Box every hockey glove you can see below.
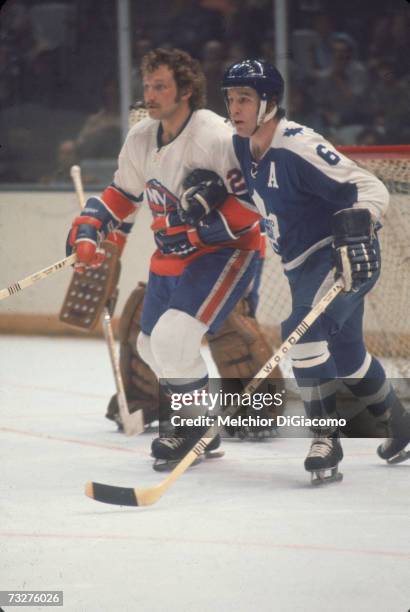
[332,208,380,292]
[153,229,197,256]
[151,212,197,256]
[178,169,228,226]
[66,197,120,272]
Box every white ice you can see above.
[1,336,409,612]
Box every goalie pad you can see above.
[105,282,160,426]
[59,240,121,330]
[207,297,283,382]
[207,298,285,438]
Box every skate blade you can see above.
[387,450,410,465]
[311,468,343,486]
[152,456,202,472]
[152,450,224,472]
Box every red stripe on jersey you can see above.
[149,227,261,276]
[197,250,252,326]
[101,186,137,220]
[218,195,261,232]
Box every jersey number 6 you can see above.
[316,144,341,166]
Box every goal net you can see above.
[256,145,410,384]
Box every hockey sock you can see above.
[343,356,394,419]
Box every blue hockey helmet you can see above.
[222,59,284,125]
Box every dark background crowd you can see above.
[0,0,409,185]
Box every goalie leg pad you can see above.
[207,297,283,383]
[207,298,284,438]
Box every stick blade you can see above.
[85,481,139,506]
[84,481,164,507]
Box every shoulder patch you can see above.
[283,127,303,137]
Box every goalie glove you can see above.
[66,197,121,272]
[178,169,228,226]
[332,208,380,292]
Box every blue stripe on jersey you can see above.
[116,221,134,235]
[111,181,144,203]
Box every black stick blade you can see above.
[85,481,139,506]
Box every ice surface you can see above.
[1,336,409,612]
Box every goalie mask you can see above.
[222,59,284,126]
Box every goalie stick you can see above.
[0,254,77,301]
[85,279,344,506]
[70,165,144,436]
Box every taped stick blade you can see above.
[85,481,164,507]
[85,481,139,506]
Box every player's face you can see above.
[226,87,259,136]
[143,65,186,120]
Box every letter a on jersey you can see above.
[268,161,279,188]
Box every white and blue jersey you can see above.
[234,118,393,422]
[233,118,389,270]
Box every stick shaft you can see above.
[101,309,144,435]
[70,165,86,208]
[69,165,143,435]
[0,254,77,301]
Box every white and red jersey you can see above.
[100,109,261,275]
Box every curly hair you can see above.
[141,48,206,110]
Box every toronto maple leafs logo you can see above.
[284,127,303,137]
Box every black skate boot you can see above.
[377,398,410,464]
[151,429,223,472]
[304,435,344,485]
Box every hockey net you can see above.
[257,145,410,385]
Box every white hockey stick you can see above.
[85,278,344,506]
[70,165,144,436]
[0,254,77,302]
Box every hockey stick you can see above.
[0,254,77,302]
[85,279,344,506]
[70,165,144,436]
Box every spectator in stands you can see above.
[288,85,325,134]
[308,12,336,76]
[312,33,369,134]
[368,11,410,80]
[356,127,384,146]
[201,39,227,115]
[132,37,153,101]
[366,61,410,145]
[52,77,121,182]
[0,1,34,107]
[0,43,18,107]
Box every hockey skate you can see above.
[151,432,223,472]
[377,399,410,464]
[304,436,344,485]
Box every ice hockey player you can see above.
[105,244,284,442]
[66,48,270,471]
[221,58,410,483]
